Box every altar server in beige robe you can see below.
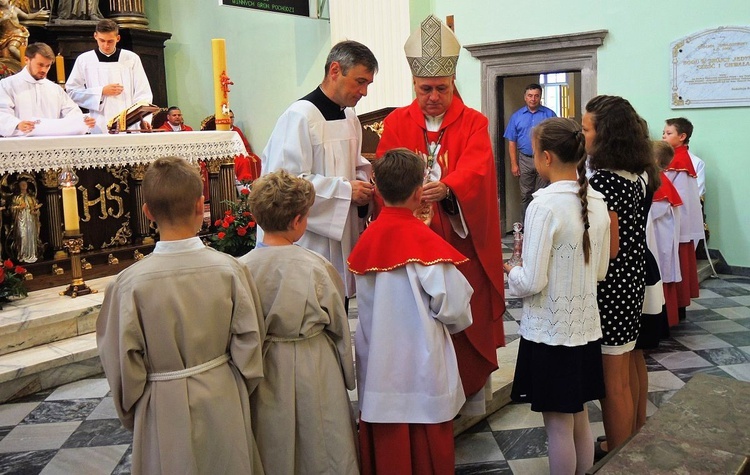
[240,170,359,474]
[97,156,266,475]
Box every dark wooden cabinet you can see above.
[358,107,395,161]
[29,25,172,107]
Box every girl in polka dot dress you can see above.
[583,95,658,457]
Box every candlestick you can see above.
[19,44,26,65]
[56,53,65,84]
[58,168,95,298]
[212,38,231,131]
[507,222,523,267]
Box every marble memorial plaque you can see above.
[671,26,750,109]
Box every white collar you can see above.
[18,67,45,85]
[424,113,445,132]
[153,237,205,254]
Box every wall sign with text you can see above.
[220,0,310,18]
[671,26,750,109]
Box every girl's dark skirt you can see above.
[511,337,605,413]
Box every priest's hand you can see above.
[141,120,152,131]
[351,179,374,206]
[422,181,449,203]
[102,83,124,96]
[83,116,96,129]
[16,121,35,134]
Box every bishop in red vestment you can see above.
[375,15,505,412]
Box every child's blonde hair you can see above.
[248,170,315,232]
[653,140,674,170]
[143,156,202,225]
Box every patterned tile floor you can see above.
[1,249,749,474]
[454,272,750,474]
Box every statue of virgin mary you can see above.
[57,0,102,20]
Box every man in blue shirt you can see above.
[503,83,556,221]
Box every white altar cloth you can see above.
[0,131,245,174]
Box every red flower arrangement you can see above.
[208,185,256,257]
[0,259,30,305]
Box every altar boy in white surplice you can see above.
[348,149,473,474]
[239,170,358,475]
[96,156,266,475]
[66,19,152,132]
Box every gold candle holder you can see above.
[58,168,96,298]
[59,234,96,297]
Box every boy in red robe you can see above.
[349,148,473,475]
[651,141,684,327]
[663,118,703,319]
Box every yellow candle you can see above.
[56,54,65,83]
[212,38,231,131]
[19,43,26,64]
[62,186,80,234]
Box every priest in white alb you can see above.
[259,40,378,302]
[0,42,93,137]
[65,19,152,132]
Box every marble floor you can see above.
[454,273,750,474]
[1,260,749,473]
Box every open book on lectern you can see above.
[107,101,160,132]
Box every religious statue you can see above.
[11,177,42,263]
[0,0,48,62]
[56,0,102,21]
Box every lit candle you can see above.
[62,186,80,234]
[56,54,65,84]
[211,38,231,131]
[19,43,26,65]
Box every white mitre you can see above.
[404,14,461,77]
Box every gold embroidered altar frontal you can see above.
[0,132,244,261]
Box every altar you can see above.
[0,131,246,288]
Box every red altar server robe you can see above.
[664,146,702,307]
[376,96,505,407]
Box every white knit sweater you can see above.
[508,181,611,346]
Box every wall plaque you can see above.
[220,0,310,18]
[671,26,750,109]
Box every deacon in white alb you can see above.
[66,19,152,132]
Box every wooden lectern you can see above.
[108,102,161,133]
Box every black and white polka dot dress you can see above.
[590,170,647,347]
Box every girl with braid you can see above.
[504,117,611,474]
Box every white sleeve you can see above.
[130,54,153,105]
[66,56,104,112]
[261,109,353,241]
[597,210,611,281]
[0,81,20,137]
[507,202,554,297]
[416,262,473,334]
